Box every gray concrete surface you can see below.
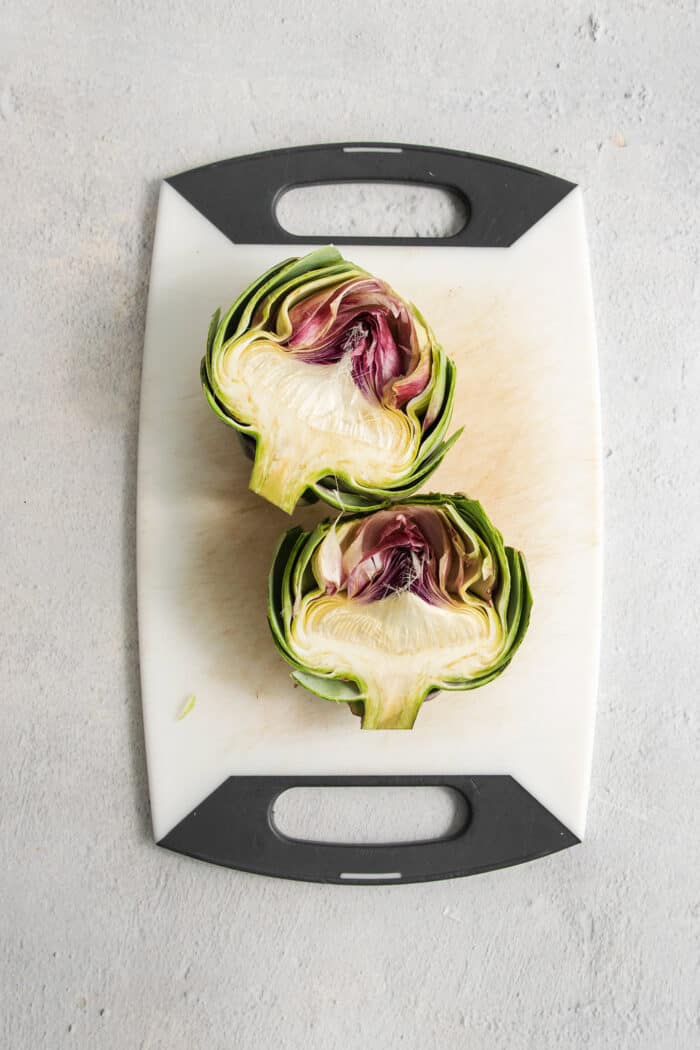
[2,1,699,1047]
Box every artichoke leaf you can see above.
[201,249,459,513]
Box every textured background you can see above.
[2,2,699,1048]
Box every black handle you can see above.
[159,775,578,884]
[167,142,575,248]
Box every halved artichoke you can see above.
[268,495,532,730]
[201,247,459,513]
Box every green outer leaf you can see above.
[213,257,361,375]
[291,670,363,703]
[219,248,345,348]
[267,493,533,729]
[267,526,306,666]
[208,260,289,374]
[206,308,220,359]
[201,248,461,513]
[200,359,254,433]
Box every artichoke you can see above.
[268,495,532,729]
[201,247,459,513]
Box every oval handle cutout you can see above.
[271,786,468,845]
[275,182,468,240]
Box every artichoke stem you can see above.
[249,441,308,514]
[360,681,423,730]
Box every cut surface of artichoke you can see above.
[215,334,421,513]
[291,590,504,730]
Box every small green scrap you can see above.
[177,695,197,721]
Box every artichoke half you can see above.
[201,247,459,513]
[268,495,532,730]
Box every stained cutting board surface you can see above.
[138,181,601,843]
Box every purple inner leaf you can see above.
[346,514,434,603]
[323,508,492,609]
[284,278,428,405]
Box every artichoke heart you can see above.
[268,495,532,730]
[201,247,460,513]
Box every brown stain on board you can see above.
[433,297,550,520]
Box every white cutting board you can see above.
[138,178,601,845]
